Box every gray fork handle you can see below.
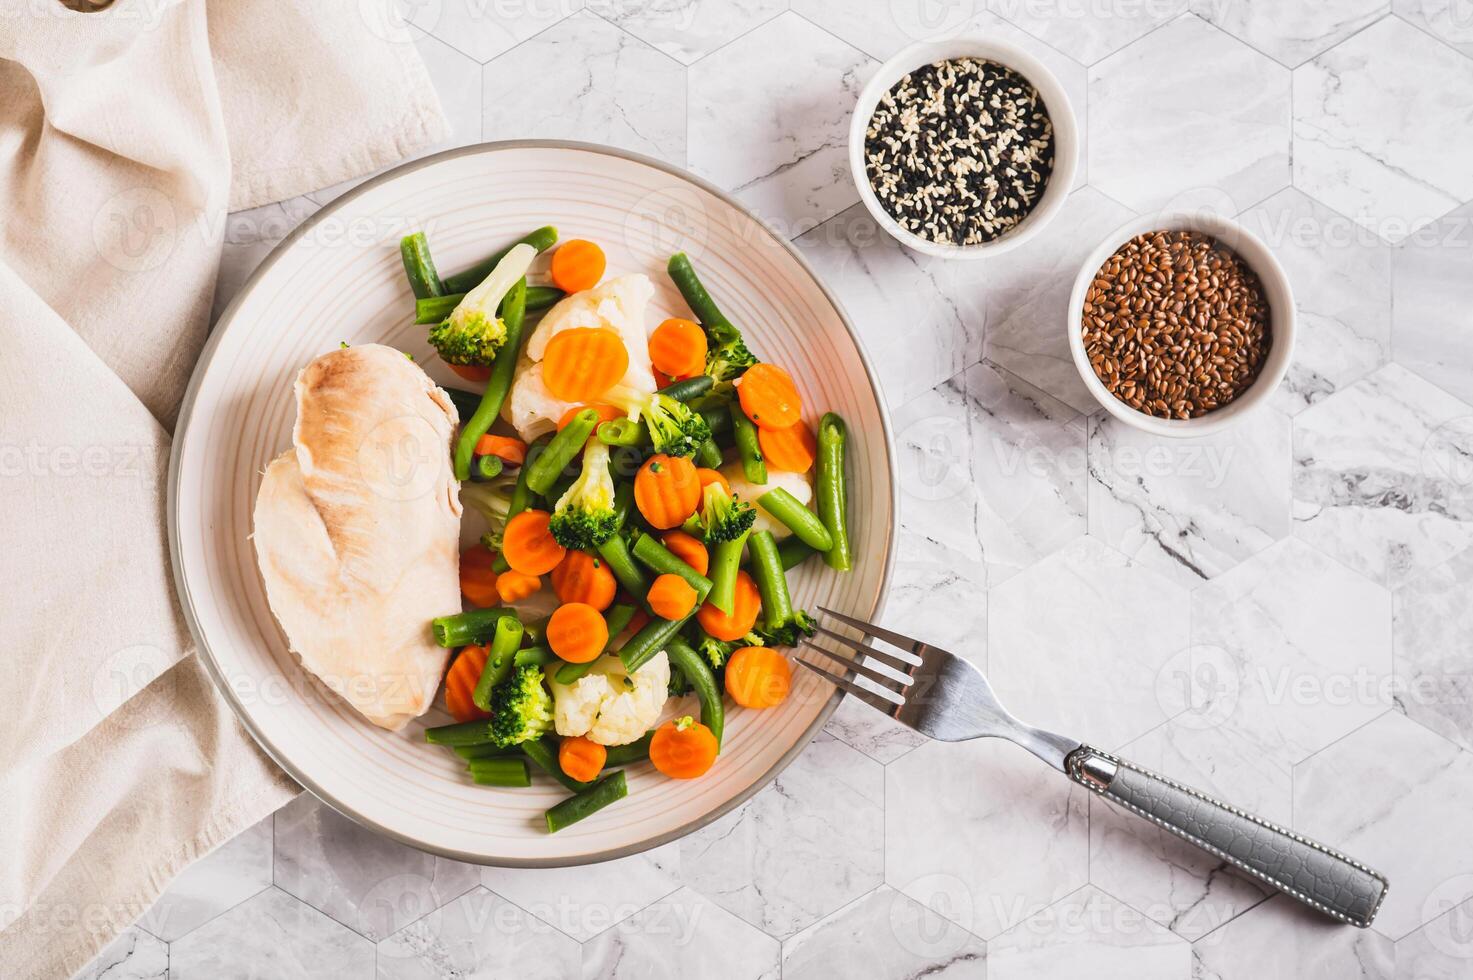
[1066,745,1388,928]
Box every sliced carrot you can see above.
[724,646,792,709]
[650,716,718,779]
[444,645,491,722]
[559,735,607,783]
[547,602,609,664]
[460,545,500,608]
[447,363,492,383]
[647,573,698,620]
[496,569,542,604]
[649,317,708,378]
[551,550,617,611]
[737,363,802,429]
[695,468,729,494]
[474,434,527,466]
[550,239,606,294]
[501,509,565,576]
[757,421,816,473]
[542,327,629,402]
[660,530,709,577]
[696,570,761,641]
[634,454,701,529]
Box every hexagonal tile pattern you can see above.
[989,0,1187,64]
[1393,200,1473,404]
[1239,188,1391,414]
[273,792,479,941]
[981,186,1136,414]
[421,0,582,63]
[689,13,874,231]
[481,11,686,164]
[1393,894,1473,978]
[139,812,273,941]
[886,737,1090,939]
[1395,548,1473,752]
[1190,895,1395,979]
[1088,723,1283,941]
[987,884,1192,980]
[1191,0,1387,67]
[1395,0,1473,56]
[168,886,374,978]
[988,536,1191,749]
[480,843,680,940]
[1190,538,1394,765]
[782,886,988,979]
[794,205,985,408]
[1088,406,1292,588]
[1294,711,1473,939]
[72,925,167,980]
[1293,17,1473,243]
[678,734,884,938]
[1292,364,1473,589]
[377,886,581,979]
[581,886,781,978]
[588,0,785,64]
[1090,15,1290,213]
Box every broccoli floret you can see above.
[488,665,554,747]
[428,243,535,366]
[753,609,817,648]
[605,384,712,459]
[697,481,755,545]
[704,320,757,383]
[461,473,517,551]
[549,442,620,549]
[695,630,763,670]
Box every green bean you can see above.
[526,409,597,494]
[602,732,652,768]
[667,252,730,330]
[695,437,723,469]
[612,481,635,528]
[492,441,547,574]
[415,286,563,324]
[472,453,504,481]
[700,406,732,440]
[399,232,444,299]
[471,616,525,712]
[522,737,591,793]
[596,417,645,447]
[619,613,692,673]
[631,533,712,601]
[441,226,558,294]
[554,603,637,684]
[425,718,494,747]
[666,638,724,748]
[446,386,481,421]
[468,757,531,787]
[514,645,555,668]
[757,487,833,551]
[432,608,519,648]
[746,531,794,635]
[707,531,749,615]
[454,743,518,761]
[545,771,628,833]
[453,278,527,481]
[598,534,649,598]
[730,408,767,484]
[521,616,549,647]
[817,413,852,571]
[661,375,714,403]
[778,537,817,571]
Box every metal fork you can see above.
[799,607,1390,929]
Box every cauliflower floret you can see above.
[719,462,814,541]
[548,651,670,746]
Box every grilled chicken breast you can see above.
[252,344,460,731]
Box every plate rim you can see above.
[167,139,899,867]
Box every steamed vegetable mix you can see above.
[695,482,755,615]
[666,638,724,747]
[453,277,527,481]
[667,253,756,381]
[429,244,536,367]
[441,226,559,294]
[471,616,524,712]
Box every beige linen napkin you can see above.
[0,1,447,975]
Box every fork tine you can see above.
[800,640,911,691]
[795,658,904,714]
[818,606,925,657]
[812,625,922,671]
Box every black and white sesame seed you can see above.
[864,58,1055,247]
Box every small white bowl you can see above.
[1066,211,1296,437]
[848,37,1079,260]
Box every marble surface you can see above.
[77,3,1473,978]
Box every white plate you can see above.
[168,142,897,866]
